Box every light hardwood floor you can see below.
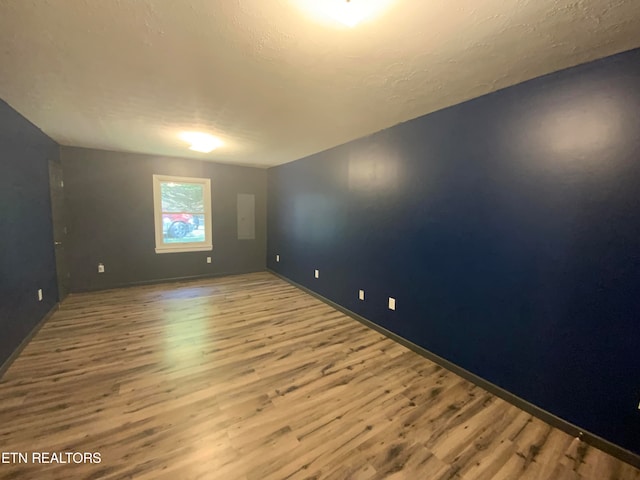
[0,272,638,480]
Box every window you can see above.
[153,175,212,254]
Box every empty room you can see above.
[1,0,640,479]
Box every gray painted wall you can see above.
[61,147,266,291]
[0,99,59,368]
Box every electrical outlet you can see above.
[276,254,280,262]
[388,297,396,311]
[314,269,319,279]
[359,290,365,301]
[206,256,212,264]
[37,289,43,301]
[98,263,105,273]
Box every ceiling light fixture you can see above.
[295,0,394,29]
[335,0,367,27]
[179,132,223,153]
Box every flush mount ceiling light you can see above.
[296,0,394,28]
[333,0,364,28]
[179,132,223,153]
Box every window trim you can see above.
[153,174,213,254]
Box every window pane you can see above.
[162,213,206,244]
[161,182,204,213]
[154,175,212,253]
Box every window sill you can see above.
[155,244,213,254]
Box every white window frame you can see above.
[153,174,213,254]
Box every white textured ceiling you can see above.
[1,0,639,167]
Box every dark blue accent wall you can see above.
[0,100,59,367]
[267,48,640,454]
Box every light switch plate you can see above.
[359,290,365,301]
[314,269,319,279]
[276,254,280,262]
[388,297,396,310]
[206,257,212,264]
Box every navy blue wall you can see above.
[267,48,640,454]
[0,99,59,367]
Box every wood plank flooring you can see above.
[0,272,638,479]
